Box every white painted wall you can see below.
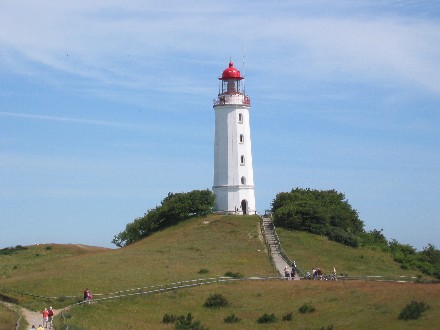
[213,93,256,214]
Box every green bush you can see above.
[203,293,229,308]
[282,312,293,321]
[257,313,277,324]
[326,227,359,247]
[224,271,243,278]
[162,313,178,323]
[175,313,207,330]
[224,313,240,323]
[197,268,209,274]
[398,301,429,320]
[298,303,316,314]
[0,245,28,255]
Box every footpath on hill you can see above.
[1,301,62,329]
[261,215,299,279]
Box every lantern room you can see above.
[219,61,244,94]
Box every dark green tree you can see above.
[271,188,364,247]
[420,244,440,278]
[112,189,215,247]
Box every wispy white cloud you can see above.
[1,1,439,97]
[0,111,148,129]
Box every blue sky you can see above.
[1,0,439,250]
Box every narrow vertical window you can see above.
[240,155,245,165]
[239,134,244,143]
[241,176,246,184]
[238,113,243,123]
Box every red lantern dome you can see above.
[221,61,243,80]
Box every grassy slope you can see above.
[1,214,438,329]
[1,215,274,309]
[277,227,421,278]
[59,281,440,330]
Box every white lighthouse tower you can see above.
[213,60,256,215]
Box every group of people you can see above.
[30,306,54,330]
[284,261,338,281]
[305,267,337,280]
[284,260,298,280]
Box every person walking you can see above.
[48,306,54,329]
[42,308,49,328]
[284,265,290,279]
[332,267,337,281]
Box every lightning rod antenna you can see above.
[242,44,246,93]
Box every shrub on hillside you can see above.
[203,293,229,308]
[388,240,440,279]
[174,313,207,330]
[112,189,215,247]
[224,271,243,278]
[257,313,277,323]
[162,313,178,323]
[0,245,28,255]
[163,313,206,330]
[326,227,359,247]
[224,313,240,323]
[358,229,389,251]
[298,303,316,314]
[420,244,440,279]
[282,312,293,321]
[398,301,429,321]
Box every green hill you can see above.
[276,227,422,277]
[1,215,439,329]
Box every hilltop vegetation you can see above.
[272,188,363,247]
[272,188,440,279]
[112,187,439,278]
[112,189,215,247]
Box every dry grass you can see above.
[0,304,18,330]
[2,214,438,329]
[1,215,274,310]
[58,280,440,329]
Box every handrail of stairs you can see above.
[262,214,306,278]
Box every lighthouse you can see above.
[212,60,256,215]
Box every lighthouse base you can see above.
[212,185,256,215]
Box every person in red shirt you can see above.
[42,308,49,328]
[83,288,89,301]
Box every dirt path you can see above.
[1,301,62,329]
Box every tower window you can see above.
[240,155,245,165]
[241,176,246,184]
[239,134,244,143]
[238,113,243,123]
